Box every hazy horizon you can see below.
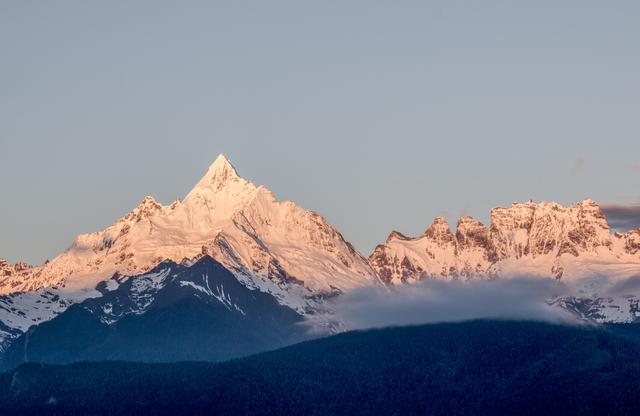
[2,1,639,264]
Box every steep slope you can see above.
[2,321,640,415]
[0,154,379,343]
[0,289,95,353]
[0,256,309,370]
[0,155,377,297]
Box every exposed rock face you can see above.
[370,199,640,284]
[369,215,494,283]
[0,259,33,282]
[424,217,455,245]
[621,230,640,255]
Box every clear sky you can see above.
[1,1,639,264]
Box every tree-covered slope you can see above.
[1,320,640,415]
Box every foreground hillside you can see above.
[2,320,640,415]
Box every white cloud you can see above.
[326,277,579,331]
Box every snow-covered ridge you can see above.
[0,154,379,301]
[370,199,640,285]
[0,286,101,351]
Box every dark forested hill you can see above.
[2,320,640,415]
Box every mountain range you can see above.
[370,199,640,283]
[1,154,640,363]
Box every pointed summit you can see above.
[186,153,245,196]
[209,153,236,172]
[203,153,240,186]
[183,153,258,218]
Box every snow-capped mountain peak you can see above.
[0,154,378,317]
[187,154,246,196]
[183,154,259,219]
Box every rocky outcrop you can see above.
[424,217,455,245]
[0,259,33,286]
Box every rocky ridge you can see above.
[369,199,640,285]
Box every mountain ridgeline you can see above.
[370,199,640,283]
[1,321,640,415]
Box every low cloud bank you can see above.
[330,277,579,331]
[603,275,640,296]
[601,203,640,231]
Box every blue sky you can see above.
[1,1,639,264]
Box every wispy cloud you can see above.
[631,164,640,172]
[327,278,578,331]
[601,203,640,231]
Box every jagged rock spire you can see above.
[424,217,455,245]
